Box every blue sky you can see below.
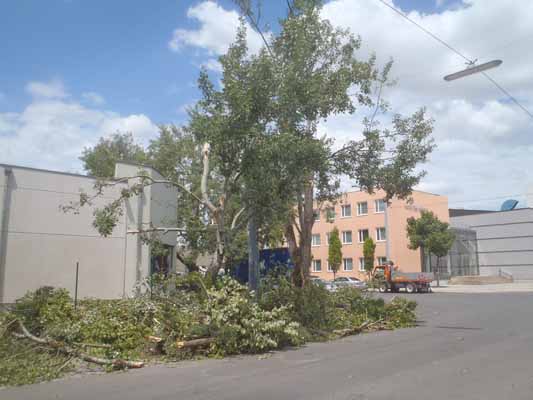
[1,0,532,209]
[0,0,446,124]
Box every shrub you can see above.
[259,274,333,334]
[206,277,302,355]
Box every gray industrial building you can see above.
[0,162,181,303]
[450,208,533,279]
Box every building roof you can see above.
[0,162,95,180]
[449,208,494,217]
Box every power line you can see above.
[375,0,533,121]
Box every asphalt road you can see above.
[4,292,533,400]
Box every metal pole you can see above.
[248,215,259,297]
[74,262,79,310]
[384,201,390,261]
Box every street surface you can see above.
[4,292,533,400]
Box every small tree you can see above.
[363,237,376,280]
[406,211,455,287]
[427,230,455,287]
[328,228,342,280]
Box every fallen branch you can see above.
[176,337,215,350]
[333,319,384,338]
[14,320,144,369]
[74,342,112,349]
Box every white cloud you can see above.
[319,0,533,209]
[26,79,68,99]
[202,58,223,73]
[0,81,158,173]
[81,91,105,106]
[169,0,533,209]
[168,1,266,55]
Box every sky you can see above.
[1,0,533,210]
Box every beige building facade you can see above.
[310,190,449,280]
[0,162,181,303]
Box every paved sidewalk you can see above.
[432,280,533,293]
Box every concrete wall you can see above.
[310,190,449,280]
[451,208,533,279]
[0,162,179,303]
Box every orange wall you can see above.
[310,190,449,280]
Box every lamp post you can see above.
[444,60,502,81]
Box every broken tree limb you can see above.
[176,337,215,350]
[333,319,384,338]
[15,320,144,369]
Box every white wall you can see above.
[0,165,129,302]
[451,208,533,279]
[0,162,180,303]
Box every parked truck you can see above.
[373,264,433,293]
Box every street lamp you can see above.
[444,59,503,81]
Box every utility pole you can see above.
[384,201,391,261]
[248,215,259,297]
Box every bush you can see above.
[2,275,417,387]
[207,277,302,355]
[259,274,333,334]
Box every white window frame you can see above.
[359,257,366,272]
[326,208,336,222]
[311,234,321,247]
[326,232,331,245]
[377,256,388,266]
[343,258,353,271]
[341,204,352,218]
[376,227,386,242]
[358,229,369,243]
[327,261,332,272]
[312,259,322,272]
[357,201,368,216]
[375,199,386,213]
[342,230,352,244]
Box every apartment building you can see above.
[310,190,449,280]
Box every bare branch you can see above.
[231,207,247,230]
[201,143,218,213]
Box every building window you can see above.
[376,227,387,241]
[342,230,352,244]
[357,201,368,216]
[326,232,331,245]
[327,261,332,272]
[358,229,369,243]
[341,204,352,218]
[312,234,321,247]
[326,207,335,222]
[377,256,388,266]
[359,257,366,272]
[313,209,320,222]
[312,259,322,272]
[375,199,386,213]
[343,258,353,271]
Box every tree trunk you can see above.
[299,181,315,286]
[285,222,302,286]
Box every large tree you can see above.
[80,132,147,178]
[237,0,435,286]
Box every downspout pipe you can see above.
[0,168,13,303]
